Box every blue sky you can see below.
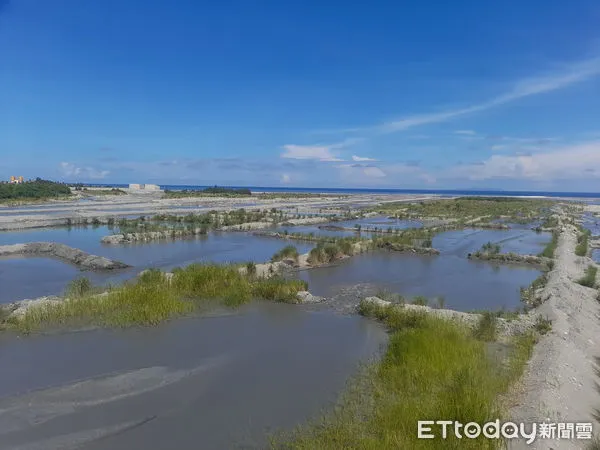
[2,0,600,190]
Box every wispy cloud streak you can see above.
[380,57,600,132]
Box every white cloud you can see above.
[281,144,344,161]
[454,130,476,135]
[449,141,600,181]
[59,162,109,179]
[280,139,362,161]
[375,56,600,132]
[280,173,291,183]
[352,155,377,162]
[490,145,507,151]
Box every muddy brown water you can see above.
[0,302,387,450]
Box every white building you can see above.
[129,183,160,192]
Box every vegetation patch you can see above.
[539,231,559,258]
[75,187,126,195]
[277,303,537,449]
[375,197,555,224]
[64,277,96,298]
[520,273,548,307]
[472,311,498,342]
[111,208,283,235]
[0,178,71,201]
[11,264,308,333]
[575,230,591,257]
[271,245,300,262]
[576,265,598,288]
[533,315,552,335]
[411,295,429,306]
[164,186,252,197]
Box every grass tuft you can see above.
[472,312,498,342]
[411,295,429,306]
[575,230,591,257]
[277,304,537,449]
[577,265,598,288]
[271,245,299,262]
[64,277,94,299]
[539,231,559,258]
[14,263,308,332]
[534,315,552,335]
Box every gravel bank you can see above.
[0,242,130,270]
[0,193,438,231]
[509,221,600,449]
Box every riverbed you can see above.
[0,228,314,303]
[0,302,387,450]
[0,221,549,308]
[295,227,549,312]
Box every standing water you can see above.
[0,303,387,450]
[0,227,313,303]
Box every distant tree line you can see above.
[164,186,252,198]
[0,178,72,199]
[202,186,252,195]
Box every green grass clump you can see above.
[575,230,591,256]
[411,295,429,306]
[252,278,308,303]
[245,261,257,276]
[65,277,94,298]
[576,265,598,288]
[279,303,536,449]
[534,315,552,335]
[539,231,559,258]
[307,242,345,264]
[520,273,548,307]
[481,241,501,255]
[472,312,498,342]
[14,263,308,332]
[16,276,192,332]
[271,245,299,262]
[171,264,254,307]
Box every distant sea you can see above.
[84,184,600,199]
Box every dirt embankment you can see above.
[0,242,130,270]
[508,220,600,449]
[468,252,552,269]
